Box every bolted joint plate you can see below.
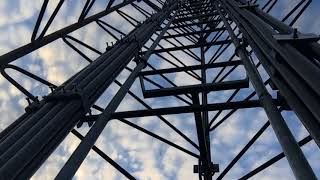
[193,163,219,174]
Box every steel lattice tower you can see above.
[0,0,319,179]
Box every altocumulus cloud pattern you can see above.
[0,0,319,180]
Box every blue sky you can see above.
[0,0,319,179]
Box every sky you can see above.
[0,0,319,179]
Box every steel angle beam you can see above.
[143,79,249,98]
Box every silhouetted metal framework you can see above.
[0,0,319,179]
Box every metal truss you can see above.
[0,0,319,179]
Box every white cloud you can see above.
[0,0,320,179]
[0,0,42,27]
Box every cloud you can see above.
[0,0,42,27]
[0,0,320,179]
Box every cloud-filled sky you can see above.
[0,0,319,179]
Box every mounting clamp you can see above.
[235,39,248,56]
[25,97,42,113]
[76,113,99,128]
[44,86,90,112]
[134,54,148,68]
[277,91,291,111]
[239,3,259,9]
[273,29,320,42]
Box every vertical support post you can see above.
[215,1,317,179]
[55,4,179,179]
[192,92,216,180]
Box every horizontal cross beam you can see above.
[111,99,284,119]
[143,79,249,98]
[173,12,220,23]
[163,19,224,30]
[141,39,232,54]
[162,28,226,39]
[140,60,242,75]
